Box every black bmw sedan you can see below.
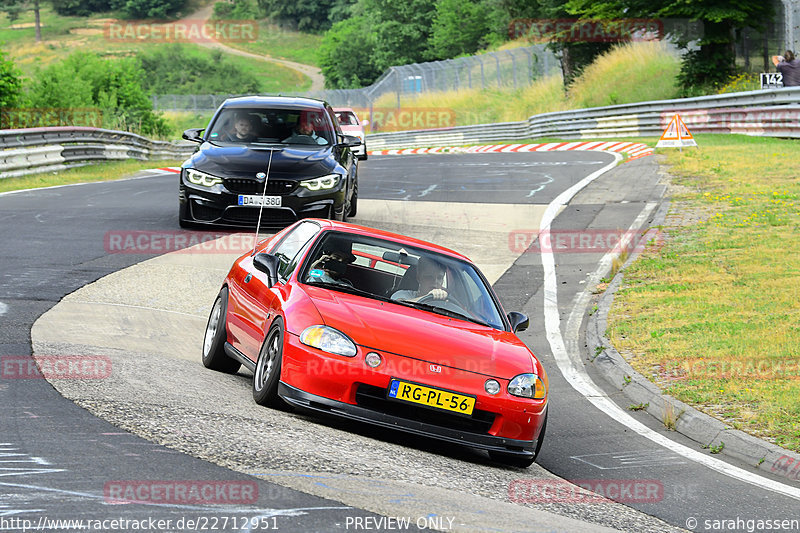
[179,96,361,228]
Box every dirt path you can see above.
[182,4,325,91]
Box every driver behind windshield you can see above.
[306,237,356,286]
[224,112,258,142]
[391,256,448,302]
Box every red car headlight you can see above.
[508,374,547,399]
[299,325,357,357]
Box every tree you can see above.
[318,15,383,88]
[426,0,495,60]
[502,0,614,85]
[565,0,774,92]
[256,0,336,32]
[360,0,437,69]
[318,0,438,89]
[0,0,42,42]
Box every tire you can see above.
[202,288,241,374]
[489,410,547,468]
[347,182,358,217]
[253,318,284,406]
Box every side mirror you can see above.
[341,134,362,147]
[362,119,369,126]
[253,253,280,286]
[508,311,530,333]
[182,128,205,143]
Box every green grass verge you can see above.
[372,41,681,128]
[0,159,183,194]
[1,7,308,92]
[608,134,800,451]
[218,20,323,67]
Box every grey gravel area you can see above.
[34,338,684,533]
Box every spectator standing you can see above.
[772,51,800,87]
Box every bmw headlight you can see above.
[299,325,357,357]
[185,169,223,187]
[508,373,546,399]
[299,174,340,191]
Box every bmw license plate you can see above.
[387,379,475,415]
[238,195,281,207]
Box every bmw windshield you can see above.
[207,107,334,147]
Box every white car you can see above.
[334,108,367,160]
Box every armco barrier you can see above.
[3,88,799,177]
[367,87,800,150]
[0,127,196,179]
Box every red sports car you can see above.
[202,219,548,466]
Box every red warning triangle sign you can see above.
[657,114,697,147]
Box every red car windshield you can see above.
[301,232,506,330]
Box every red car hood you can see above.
[304,287,535,379]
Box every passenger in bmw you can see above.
[283,112,328,145]
[391,256,448,302]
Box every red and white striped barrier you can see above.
[367,140,653,162]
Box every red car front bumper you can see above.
[279,331,547,456]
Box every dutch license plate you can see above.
[387,379,475,415]
[238,195,281,207]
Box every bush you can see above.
[212,0,260,20]
[0,49,23,110]
[26,52,169,137]
[716,73,759,94]
[116,0,187,19]
[137,44,261,94]
[51,0,113,17]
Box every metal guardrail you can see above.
[366,88,800,150]
[2,88,799,178]
[0,127,196,179]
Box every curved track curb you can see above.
[583,191,800,485]
[367,141,654,161]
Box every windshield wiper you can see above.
[394,300,494,328]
